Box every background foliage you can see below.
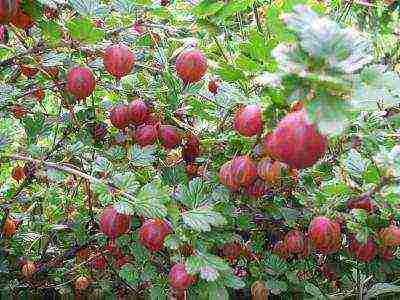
[1,0,400,299]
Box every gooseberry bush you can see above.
[1,0,400,299]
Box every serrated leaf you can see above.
[200,266,219,281]
[207,282,229,300]
[112,172,140,193]
[367,283,400,297]
[130,145,156,167]
[94,156,113,173]
[193,0,224,17]
[68,0,109,16]
[128,181,169,218]
[221,273,245,289]
[186,256,205,274]
[178,178,208,208]
[182,207,227,232]
[305,282,325,299]
[306,93,350,136]
[114,201,136,215]
[41,52,67,67]
[119,264,140,284]
[39,22,62,46]
[265,279,288,295]
[66,18,105,44]
[342,149,368,179]
[282,5,373,73]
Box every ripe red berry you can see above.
[378,246,395,261]
[299,236,312,259]
[22,261,36,278]
[273,241,290,260]
[34,88,45,102]
[90,122,108,140]
[244,178,268,198]
[284,230,305,254]
[104,241,123,258]
[308,216,341,254]
[11,166,25,182]
[290,101,304,112]
[234,104,263,137]
[185,163,198,177]
[221,243,241,261]
[208,79,219,95]
[99,206,131,240]
[0,0,19,24]
[10,105,26,119]
[114,255,131,269]
[90,254,107,270]
[175,50,207,84]
[66,66,96,99]
[133,124,158,146]
[219,160,240,191]
[264,110,327,169]
[110,104,130,130]
[20,65,38,78]
[10,8,33,29]
[182,133,200,163]
[158,125,182,149]
[0,25,9,43]
[103,44,135,80]
[43,6,58,20]
[75,276,90,291]
[348,236,377,262]
[380,225,400,247]
[2,217,16,238]
[169,263,196,290]
[138,219,171,252]
[347,195,374,213]
[257,158,285,184]
[230,156,257,187]
[127,99,149,125]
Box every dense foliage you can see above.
[1,0,400,299]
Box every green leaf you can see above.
[178,178,208,208]
[39,22,62,46]
[164,235,183,250]
[305,282,325,299]
[114,201,136,215]
[41,52,67,67]
[220,273,245,289]
[182,207,227,232]
[216,65,245,82]
[282,5,373,73]
[207,282,229,300]
[119,264,140,284]
[351,66,400,111]
[235,55,260,73]
[265,279,288,295]
[367,283,400,298]
[112,172,140,193]
[193,0,224,17]
[202,253,231,272]
[68,0,109,16]
[342,149,369,180]
[186,256,205,274]
[306,93,350,136]
[94,156,113,173]
[216,0,254,21]
[130,145,156,167]
[130,180,169,218]
[66,18,105,44]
